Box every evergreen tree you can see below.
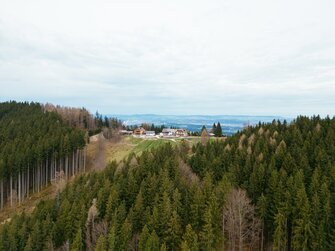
[132,190,145,232]
[108,225,117,251]
[166,210,182,250]
[71,229,84,251]
[95,235,106,251]
[182,224,199,251]
[292,187,313,251]
[119,218,132,250]
[200,206,215,250]
[146,230,159,251]
[215,122,223,137]
[212,123,217,134]
[257,194,267,251]
[139,225,150,251]
[273,211,287,251]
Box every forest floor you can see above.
[0,180,63,224]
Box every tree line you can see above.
[43,103,123,137]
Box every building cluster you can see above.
[120,127,188,138]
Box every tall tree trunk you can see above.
[76,149,79,174]
[32,166,35,193]
[66,156,68,179]
[22,170,25,200]
[239,212,242,251]
[222,212,225,250]
[24,170,27,198]
[27,164,29,198]
[261,222,264,251]
[18,171,21,205]
[84,146,86,172]
[72,151,75,176]
[10,175,12,207]
[46,157,48,186]
[38,163,40,193]
[0,180,3,209]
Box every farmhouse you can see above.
[133,127,146,136]
[175,129,188,137]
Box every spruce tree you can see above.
[200,206,214,250]
[119,218,132,250]
[95,235,106,251]
[146,230,159,251]
[166,210,182,250]
[273,211,287,251]
[212,123,217,134]
[139,225,150,251]
[108,225,116,251]
[182,224,199,251]
[71,229,83,251]
[216,122,223,137]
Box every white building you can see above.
[162,128,177,137]
[146,131,156,137]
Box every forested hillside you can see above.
[1,115,335,250]
[0,101,87,209]
[190,116,335,250]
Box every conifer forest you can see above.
[1,102,335,250]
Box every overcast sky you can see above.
[0,0,335,116]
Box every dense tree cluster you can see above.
[190,115,335,250]
[0,101,86,208]
[1,115,335,250]
[0,143,232,250]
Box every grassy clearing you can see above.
[106,137,175,163]
[103,136,202,164]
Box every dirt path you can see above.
[93,133,106,170]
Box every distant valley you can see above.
[110,114,290,135]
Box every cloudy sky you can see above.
[0,0,335,116]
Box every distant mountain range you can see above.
[109,114,291,135]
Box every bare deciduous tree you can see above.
[91,221,108,246]
[223,188,261,251]
[248,134,255,146]
[238,134,246,150]
[86,198,100,250]
[43,103,96,129]
[179,159,199,184]
[201,128,209,145]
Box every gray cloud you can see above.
[0,0,335,116]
